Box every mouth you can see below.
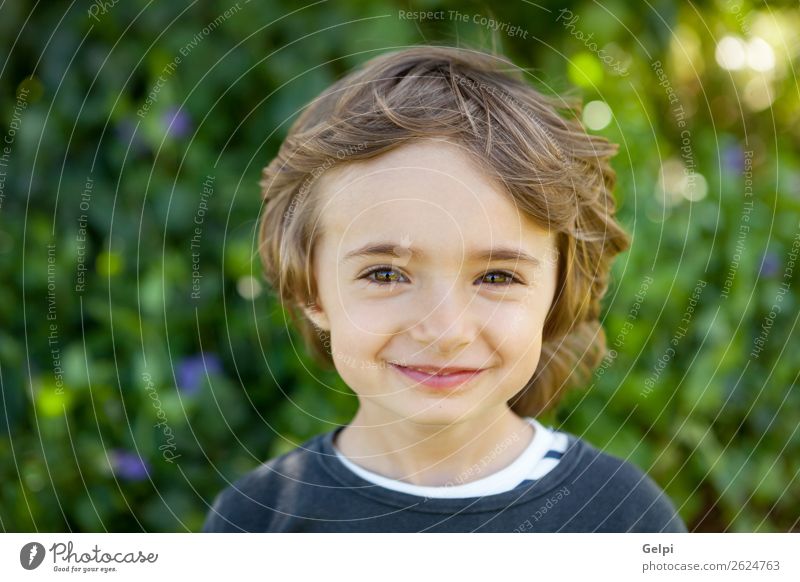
[389,362,484,374]
[388,362,486,389]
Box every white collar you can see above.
[332,417,557,498]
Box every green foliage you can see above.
[1,0,797,532]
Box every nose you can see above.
[407,280,479,354]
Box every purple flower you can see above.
[110,449,150,482]
[177,352,222,394]
[162,106,192,138]
[759,251,780,278]
[723,145,744,173]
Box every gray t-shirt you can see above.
[201,425,688,532]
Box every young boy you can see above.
[202,45,687,532]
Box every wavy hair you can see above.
[257,45,630,417]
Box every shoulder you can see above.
[201,433,328,532]
[562,433,688,533]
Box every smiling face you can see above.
[302,138,560,426]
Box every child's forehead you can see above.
[320,192,553,254]
[322,191,520,229]
[311,146,554,252]
[318,138,476,186]
[314,139,506,218]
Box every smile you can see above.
[389,363,485,389]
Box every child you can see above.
[202,45,687,532]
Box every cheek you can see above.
[330,345,388,400]
[327,299,391,376]
[490,308,545,392]
[490,302,545,345]
[487,304,546,382]
[336,294,400,337]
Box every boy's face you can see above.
[302,138,559,426]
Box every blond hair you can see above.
[257,45,630,417]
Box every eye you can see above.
[358,267,524,287]
[360,266,408,286]
[479,270,524,286]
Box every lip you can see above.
[389,363,485,389]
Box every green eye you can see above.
[481,271,522,285]
[362,267,406,285]
[359,267,523,287]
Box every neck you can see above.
[333,405,535,486]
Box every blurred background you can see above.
[1,0,798,532]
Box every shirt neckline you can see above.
[331,417,556,498]
[314,421,584,514]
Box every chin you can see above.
[394,402,482,426]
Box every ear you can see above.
[300,300,330,332]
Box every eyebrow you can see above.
[342,241,542,267]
